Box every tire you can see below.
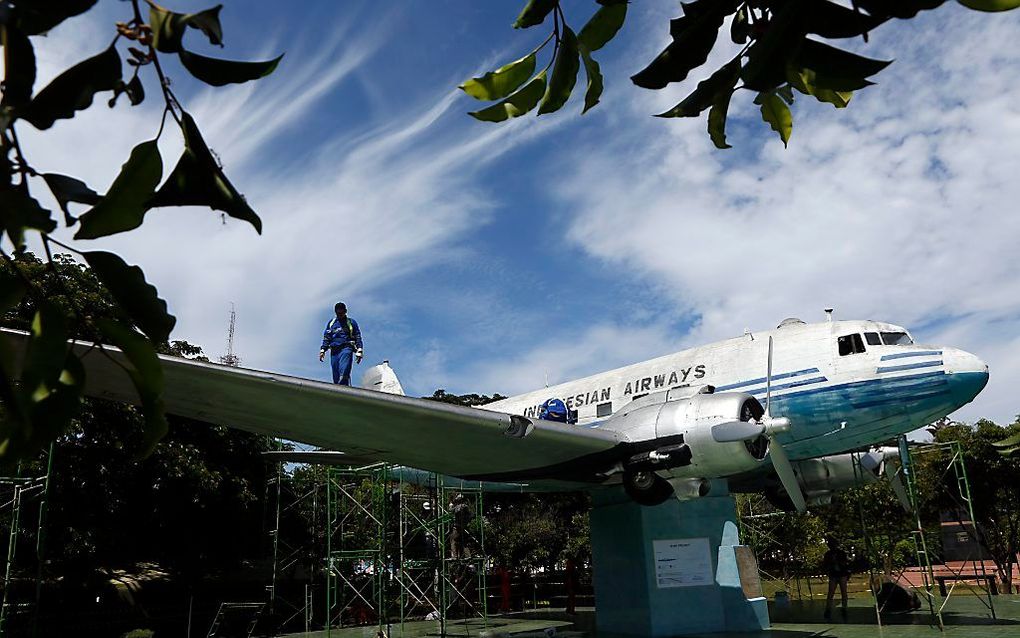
[623,470,674,506]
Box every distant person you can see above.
[822,537,851,620]
[319,302,363,385]
[564,557,579,615]
[449,493,472,559]
[497,565,512,613]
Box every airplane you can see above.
[0,311,988,511]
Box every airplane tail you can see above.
[361,360,405,395]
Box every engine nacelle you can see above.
[609,392,769,482]
[661,393,769,480]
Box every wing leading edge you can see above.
[2,330,621,478]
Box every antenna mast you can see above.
[220,303,241,367]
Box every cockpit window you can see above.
[838,333,866,356]
[881,332,913,346]
[864,332,881,346]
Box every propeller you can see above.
[711,336,807,512]
[858,447,912,512]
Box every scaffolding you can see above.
[325,464,389,634]
[899,436,997,629]
[436,477,488,634]
[265,451,328,633]
[0,445,54,638]
[737,436,999,630]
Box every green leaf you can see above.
[730,5,750,44]
[958,0,1020,10]
[1,24,36,109]
[75,140,163,240]
[631,0,735,90]
[460,52,537,101]
[22,45,122,130]
[0,190,56,251]
[1,301,84,462]
[17,0,97,35]
[707,84,736,149]
[776,84,795,105]
[469,72,547,122]
[578,3,627,52]
[23,350,84,456]
[759,92,793,147]
[21,302,70,409]
[178,49,283,87]
[538,27,580,115]
[787,67,854,108]
[150,112,262,234]
[856,0,945,19]
[182,4,225,45]
[83,251,176,343]
[579,46,603,114]
[655,57,740,118]
[149,3,187,53]
[149,2,225,52]
[97,320,168,457]
[803,0,889,38]
[42,173,101,226]
[513,0,558,29]
[794,40,891,87]
[741,0,808,92]
[125,74,145,106]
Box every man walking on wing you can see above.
[319,302,364,386]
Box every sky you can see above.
[17,0,1020,426]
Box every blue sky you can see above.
[22,1,1020,425]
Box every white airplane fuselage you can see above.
[485,318,988,462]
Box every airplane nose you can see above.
[942,347,989,404]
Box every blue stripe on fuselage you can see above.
[715,367,820,392]
[876,360,943,374]
[880,350,942,361]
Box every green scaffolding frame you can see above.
[0,444,53,638]
[899,436,997,629]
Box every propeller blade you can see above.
[765,336,774,415]
[884,461,913,512]
[711,421,765,443]
[770,441,807,513]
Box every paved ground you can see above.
[281,594,1020,638]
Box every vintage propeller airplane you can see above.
[1,312,988,510]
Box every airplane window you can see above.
[838,334,866,356]
[865,332,881,346]
[596,402,613,417]
[881,332,913,346]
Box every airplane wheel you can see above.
[623,470,674,506]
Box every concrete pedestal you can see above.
[590,482,769,636]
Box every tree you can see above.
[920,418,1020,593]
[461,0,1020,147]
[1,1,280,466]
[2,252,275,578]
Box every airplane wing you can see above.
[2,330,622,479]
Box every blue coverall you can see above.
[321,316,363,385]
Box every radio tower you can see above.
[220,303,241,367]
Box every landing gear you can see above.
[623,469,674,506]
